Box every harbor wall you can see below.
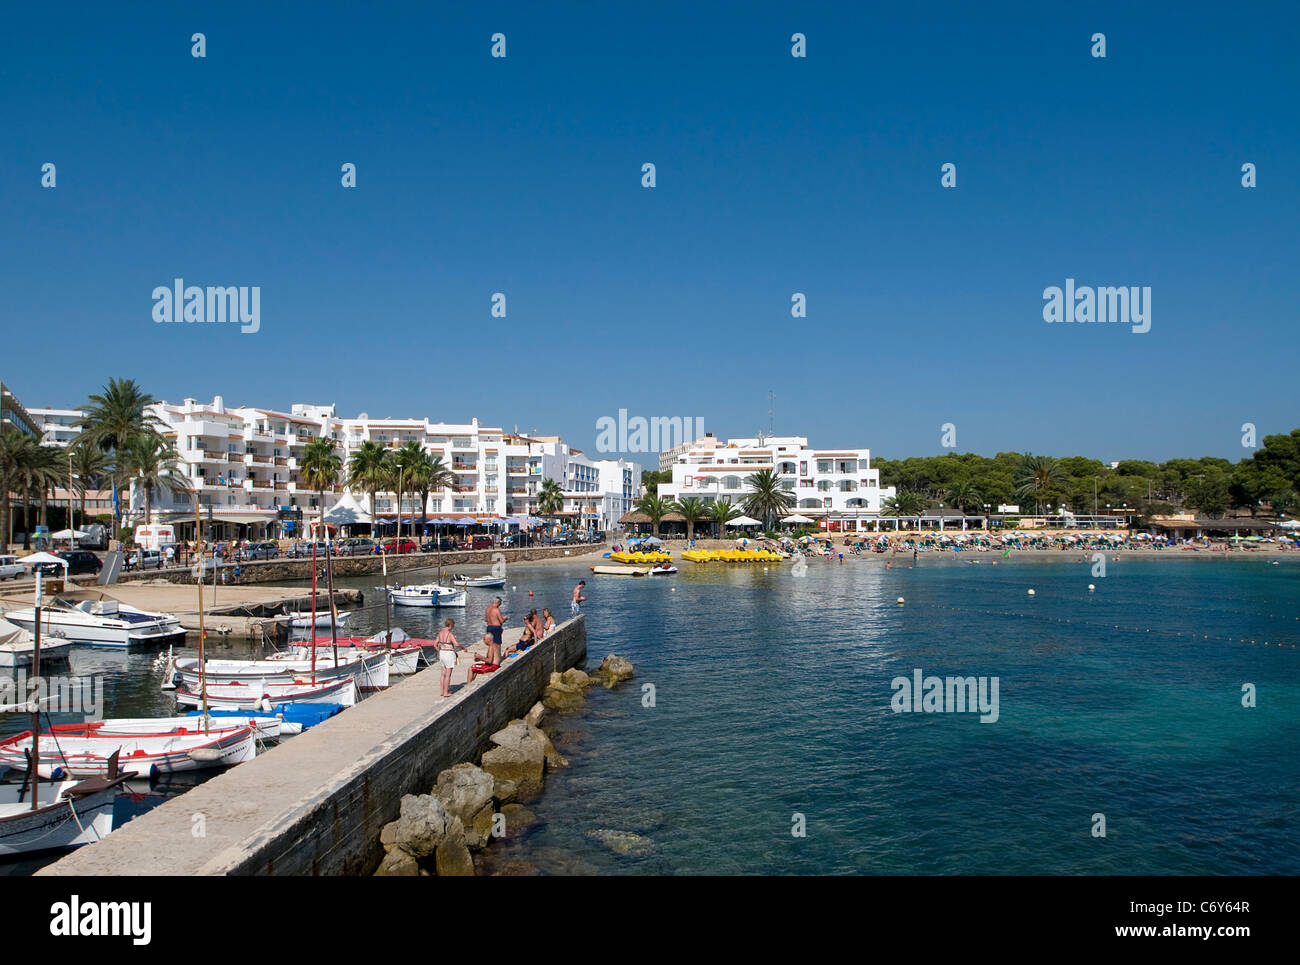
[37,617,587,876]
[115,543,605,586]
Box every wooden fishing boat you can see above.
[0,752,132,858]
[0,723,256,779]
[173,676,358,712]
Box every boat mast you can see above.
[310,534,318,683]
[324,519,338,667]
[29,569,42,811]
[195,501,208,734]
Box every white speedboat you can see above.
[450,574,507,589]
[0,616,73,667]
[390,584,466,608]
[1,597,183,648]
[648,565,678,575]
[0,772,129,858]
[173,676,357,712]
[0,723,256,779]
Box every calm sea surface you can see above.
[4,554,1298,874]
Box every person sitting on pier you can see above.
[511,609,542,653]
[434,618,467,698]
[541,607,556,636]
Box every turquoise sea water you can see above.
[4,554,1297,875]
[478,555,1300,875]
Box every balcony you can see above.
[274,457,289,467]
[454,485,477,493]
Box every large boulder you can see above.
[561,667,592,688]
[499,803,540,839]
[374,849,419,876]
[465,803,498,849]
[481,721,546,795]
[389,793,451,860]
[542,679,585,712]
[524,701,546,726]
[493,776,519,805]
[433,762,495,825]
[592,654,635,688]
[435,816,475,876]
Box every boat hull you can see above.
[174,677,358,712]
[0,780,118,858]
[0,725,256,779]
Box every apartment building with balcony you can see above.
[27,407,86,447]
[658,434,896,531]
[138,396,640,534]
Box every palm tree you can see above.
[69,440,112,529]
[1014,454,1067,514]
[387,442,432,540]
[880,489,928,527]
[742,468,795,530]
[299,437,342,538]
[78,379,162,454]
[674,496,706,542]
[0,432,40,547]
[347,440,389,533]
[946,480,983,515]
[634,493,674,538]
[31,444,62,531]
[0,431,39,548]
[120,433,190,525]
[537,477,564,530]
[708,497,741,538]
[421,454,456,533]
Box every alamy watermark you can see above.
[1043,278,1150,334]
[891,668,999,723]
[595,410,704,453]
[152,278,260,334]
[0,671,105,720]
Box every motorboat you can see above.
[280,639,420,676]
[1,596,183,648]
[165,653,373,691]
[0,722,256,779]
[450,574,507,589]
[648,565,678,575]
[0,616,73,668]
[389,584,466,608]
[590,565,649,577]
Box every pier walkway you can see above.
[38,617,586,876]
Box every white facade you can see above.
[138,396,639,531]
[26,407,84,447]
[659,434,896,530]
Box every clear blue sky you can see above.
[3,1,1296,464]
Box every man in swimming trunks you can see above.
[484,596,504,665]
[571,580,586,616]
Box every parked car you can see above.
[287,541,331,559]
[420,537,458,552]
[0,555,25,581]
[378,538,418,554]
[36,550,102,576]
[469,535,493,550]
[337,537,375,556]
[244,541,279,561]
[124,549,163,571]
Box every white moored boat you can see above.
[390,584,466,608]
[165,654,365,691]
[173,676,357,712]
[0,772,130,858]
[450,574,507,589]
[1,596,183,648]
[0,616,73,667]
[288,610,350,629]
[265,649,391,689]
[0,723,256,779]
[280,640,420,676]
[67,714,283,742]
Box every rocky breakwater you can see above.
[375,653,635,876]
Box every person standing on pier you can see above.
[484,597,504,665]
[434,618,466,698]
[571,580,586,616]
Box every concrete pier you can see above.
[38,617,586,876]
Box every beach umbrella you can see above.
[727,515,761,527]
[51,528,89,540]
[783,514,815,524]
[19,552,67,570]
[454,518,476,527]
[640,536,665,546]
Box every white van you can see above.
[0,555,24,581]
[134,524,176,551]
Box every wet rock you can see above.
[591,654,635,688]
[374,849,419,876]
[524,701,546,726]
[584,828,656,858]
[433,762,495,825]
[466,803,497,849]
[390,793,450,859]
[561,667,592,688]
[481,720,546,795]
[435,816,475,876]
[499,802,539,838]
[493,776,519,805]
[596,807,666,834]
[489,860,541,876]
[542,680,586,712]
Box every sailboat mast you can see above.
[325,521,338,667]
[196,501,208,733]
[310,537,318,682]
[29,570,42,811]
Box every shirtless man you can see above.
[571,580,586,616]
[483,597,505,666]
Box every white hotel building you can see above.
[138,396,638,536]
[658,434,896,532]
